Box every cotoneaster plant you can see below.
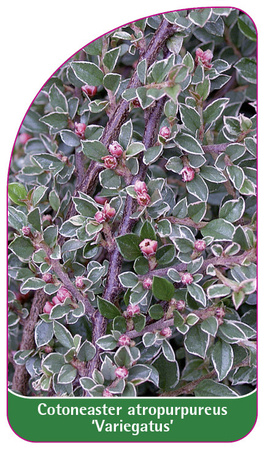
[8,7,257,398]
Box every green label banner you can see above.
[8,389,257,442]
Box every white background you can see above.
[0,0,264,448]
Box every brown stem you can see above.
[12,290,48,395]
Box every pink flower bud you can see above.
[137,192,151,207]
[115,366,129,379]
[75,276,85,288]
[43,301,54,314]
[175,300,186,312]
[139,239,158,257]
[160,327,172,338]
[44,345,53,354]
[102,202,116,219]
[94,195,108,205]
[181,273,194,285]
[126,304,140,317]
[108,141,124,158]
[94,211,106,223]
[57,286,72,302]
[42,214,52,223]
[52,296,61,306]
[74,122,86,139]
[181,166,195,182]
[195,48,213,69]
[81,85,97,97]
[142,277,152,290]
[42,273,53,283]
[22,226,31,236]
[194,239,206,252]
[159,126,171,139]
[102,388,114,397]
[102,155,118,169]
[134,180,148,195]
[118,334,131,346]
[19,133,31,145]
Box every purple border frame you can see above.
[6,5,258,444]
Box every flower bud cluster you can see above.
[134,180,151,207]
[195,48,213,69]
[74,122,86,139]
[81,85,97,97]
[102,141,124,169]
[181,166,195,182]
[43,286,73,314]
[139,239,158,257]
[94,201,116,224]
[159,126,171,140]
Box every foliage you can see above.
[8,7,256,398]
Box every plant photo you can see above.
[8,7,257,398]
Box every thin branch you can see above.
[12,290,48,395]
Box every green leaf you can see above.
[119,120,133,149]
[73,197,97,218]
[219,197,245,222]
[77,340,96,362]
[60,130,80,147]
[165,156,183,173]
[175,133,204,154]
[8,183,27,206]
[173,310,185,327]
[118,271,139,288]
[53,321,74,349]
[194,379,237,397]
[187,283,206,306]
[152,276,175,301]
[42,353,65,375]
[143,145,163,165]
[99,169,121,189]
[227,165,245,190]
[188,202,207,223]
[234,58,256,84]
[35,320,53,347]
[28,207,42,232]
[8,206,27,230]
[134,256,149,275]
[43,225,58,247]
[140,221,156,241]
[199,166,226,183]
[39,112,69,131]
[189,8,212,27]
[156,244,176,266]
[103,47,121,72]
[9,236,34,261]
[97,296,121,319]
[179,103,201,134]
[149,304,164,320]
[212,340,233,381]
[20,277,46,294]
[115,234,142,261]
[126,142,145,158]
[207,284,231,298]
[184,324,209,358]
[201,219,235,241]
[238,15,256,41]
[71,61,104,86]
[103,73,121,92]
[58,364,77,384]
[49,83,68,112]
[203,98,229,124]
[152,353,179,390]
[201,316,218,336]
[96,334,117,350]
[186,174,209,202]
[81,140,108,162]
